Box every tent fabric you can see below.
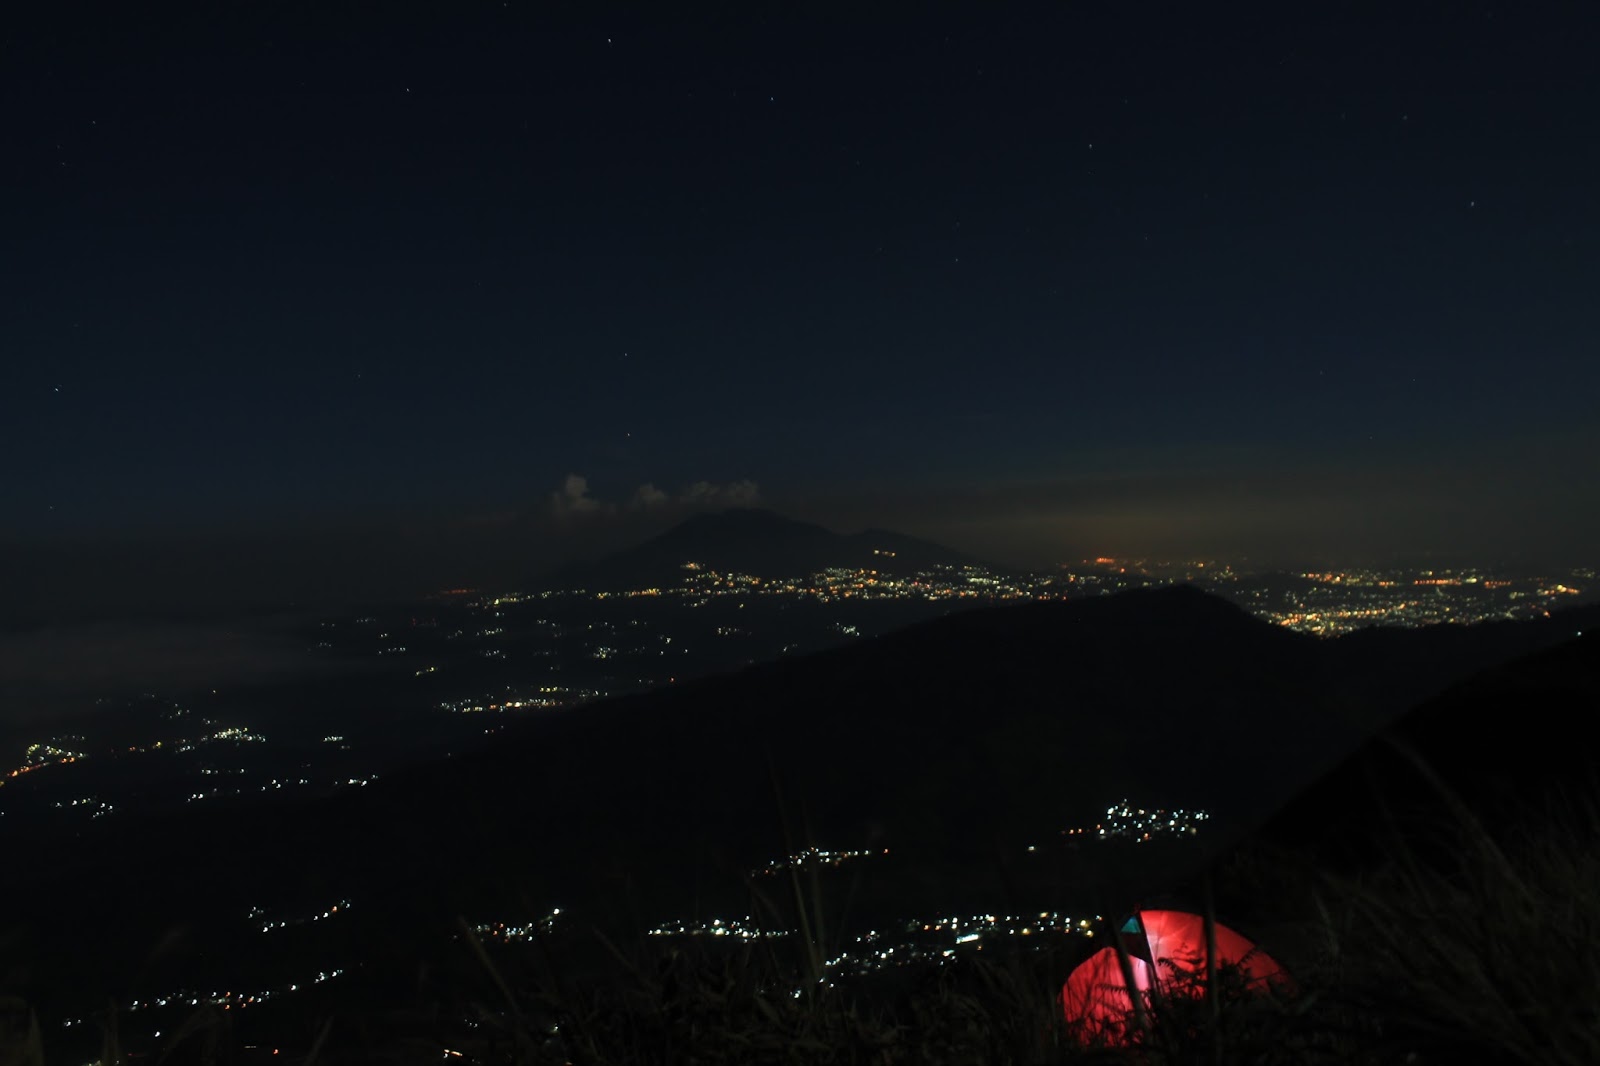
[1061,910,1285,1040]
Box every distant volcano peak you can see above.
[542,509,977,590]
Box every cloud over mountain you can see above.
[680,479,760,507]
[549,474,607,517]
[548,475,760,518]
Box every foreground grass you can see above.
[1264,785,1600,1066]
[410,781,1600,1066]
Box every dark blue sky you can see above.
[7,3,1598,609]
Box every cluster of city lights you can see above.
[186,774,373,804]
[643,909,1102,983]
[751,846,889,877]
[168,726,267,754]
[902,911,1098,943]
[1062,800,1210,843]
[569,558,1590,636]
[27,741,87,763]
[818,910,1101,983]
[61,968,346,1027]
[189,776,312,803]
[51,796,115,819]
[6,717,272,802]
[647,916,788,940]
[3,742,87,786]
[252,899,353,933]
[654,562,1057,607]
[465,908,562,943]
[439,686,601,714]
[1223,568,1590,635]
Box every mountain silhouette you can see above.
[543,508,980,590]
[1248,624,1600,870]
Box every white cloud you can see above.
[549,475,760,517]
[630,483,670,509]
[681,479,761,506]
[548,474,609,517]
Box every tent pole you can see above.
[1106,911,1151,1041]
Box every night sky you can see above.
[7,4,1598,614]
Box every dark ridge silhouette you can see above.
[541,507,980,590]
[1247,626,1600,871]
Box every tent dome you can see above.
[1061,909,1286,1042]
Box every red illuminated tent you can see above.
[1061,910,1286,1042]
